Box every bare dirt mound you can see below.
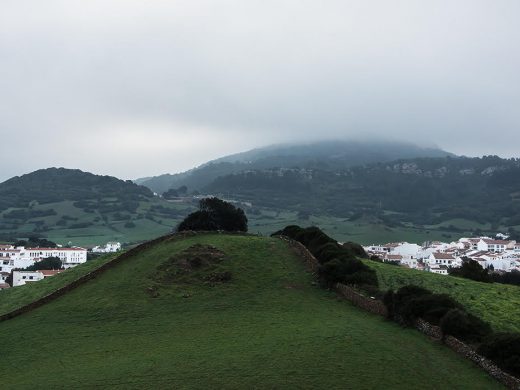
[151,244,232,291]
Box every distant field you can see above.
[0,234,502,388]
[247,210,492,245]
[366,260,520,333]
[0,195,501,246]
[0,198,194,247]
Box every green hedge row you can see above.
[384,285,520,377]
[272,225,377,288]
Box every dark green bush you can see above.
[478,333,520,377]
[385,285,460,325]
[405,294,460,325]
[440,309,491,343]
[344,270,378,287]
[342,241,368,258]
[449,258,493,283]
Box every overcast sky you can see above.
[1,0,519,182]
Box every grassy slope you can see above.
[0,253,117,316]
[366,260,520,333]
[0,234,501,389]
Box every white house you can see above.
[12,269,62,287]
[0,248,35,272]
[486,253,520,271]
[92,242,121,253]
[477,239,515,253]
[390,242,422,258]
[429,264,449,275]
[427,252,460,268]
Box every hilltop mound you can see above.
[152,243,231,287]
[0,233,500,388]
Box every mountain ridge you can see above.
[136,140,453,194]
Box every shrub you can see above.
[449,258,493,283]
[478,333,520,377]
[440,309,491,343]
[344,269,378,287]
[342,241,368,258]
[405,294,460,325]
[318,259,348,284]
[385,285,460,325]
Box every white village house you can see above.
[92,242,121,253]
[12,269,63,287]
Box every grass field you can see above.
[247,210,497,245]
[366,260,520,333]
[0,198,193,247]
[0,234,502,388]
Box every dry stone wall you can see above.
[335,283,388,317]
[278,235,320,273]
[444,336,520,389]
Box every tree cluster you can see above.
[23,256,63,271]
[177,197,248,232]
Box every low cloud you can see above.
[1,0,519,181]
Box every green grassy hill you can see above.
[366,260,520,333]
[0,168,196,246]
[0,234,501,388]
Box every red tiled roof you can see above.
[432,252,455,260]
[482,239,511,245]
[385,255,403,260]
[39,270,63,276]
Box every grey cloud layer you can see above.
[1,0,519,181]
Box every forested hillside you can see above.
[206,155,520,229]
